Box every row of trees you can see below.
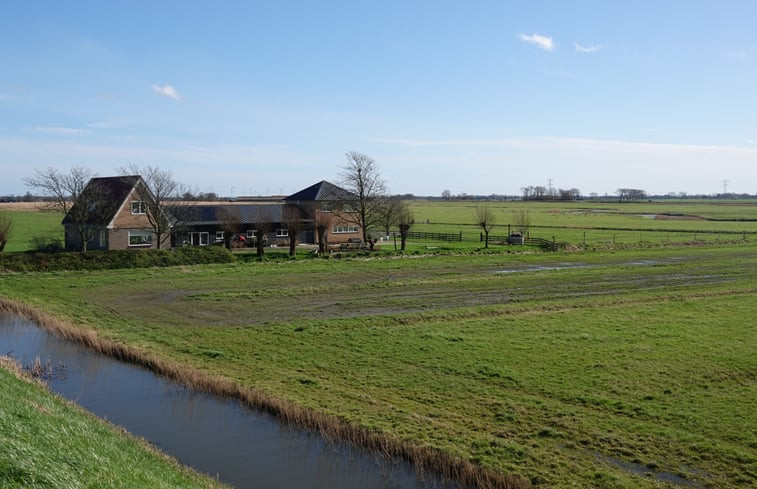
[521,186,581,201]
[616,188,648,202]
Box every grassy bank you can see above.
[0,356,229,489]
[1,244,755,487]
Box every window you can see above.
[320,202,332,212]
[332,225,359,234]
[98,231,107,248]
[215,231,224,242]
[131,201,147,215]
[342,203,356,213]
[276,228,288,237]
[189,232,209,246]
[246,229,257,238]
[128,230,153,246]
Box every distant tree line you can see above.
[521,186,581,201]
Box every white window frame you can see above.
[246,229,257,238]
[128,230,153,247]
[332,225,359,234]
[131,201,147,215]
[276,228,288,237]
[342,203,356,213]
[215,231,224,242]
[320,202,332,212]
[189,232,209,246]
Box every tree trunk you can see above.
[256,235,265,258]
[289,236,296,257]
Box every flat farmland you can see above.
[408,200,757,247]
[1,243,755,487]
[0,206,63,252]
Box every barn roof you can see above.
[284,180,356,202]
[169,203,307,226]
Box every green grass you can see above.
[0,209,63,252]
[0,359,229,489]
[407,200,757,247]
[1,243,755,487]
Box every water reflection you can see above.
[0,314,458,489]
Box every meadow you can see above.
[407,200,757,248]
[0,207,63,253]
[0,356,229,489]
[1,243,755,487]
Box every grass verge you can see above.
[0,356,230,489]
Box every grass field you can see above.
[0,357,229,489]
[0,208,63,253]
[408,200,757,247]
[0,243,755,487]
[1,200,756,254]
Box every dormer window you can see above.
[131,201,147,215]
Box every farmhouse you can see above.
[62,176,362,251]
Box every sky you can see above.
[1,1,756,197]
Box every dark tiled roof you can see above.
[62,175,141,225]
[284,180,356,202]
[169,204,307,226]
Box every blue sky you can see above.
[2,1,756,197]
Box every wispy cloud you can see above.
[574,42,602,53]
[32,126,90,136]
[373,136,757,156]
[152,84,182,101]
[519,33,555,52]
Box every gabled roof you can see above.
[168,203,307,226]
[284,180,356,202]
[62,175,142,226]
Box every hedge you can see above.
[0,246,235,273]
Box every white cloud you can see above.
[574,42,602,53]
[519,33,555,52]
[152,84,182,101]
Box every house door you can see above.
[189,232,209,246]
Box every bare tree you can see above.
[474,205,496,248]
[118,165,183,249]
[217,207,242,249]
[24,166,111,252]
[441,189,452,201]
[315,212,333,254]
[513,209,531,235]
[375,196,405,237]
[281,205,304,257]
[250,207,270,258]
[338,151,387,242]
[0,212,11,252]
[397,204,414,252]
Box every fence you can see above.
[388,230,463,242]
[480,233,558,251]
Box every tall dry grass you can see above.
[0,297,530,489]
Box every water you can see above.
[0,314,458,489]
